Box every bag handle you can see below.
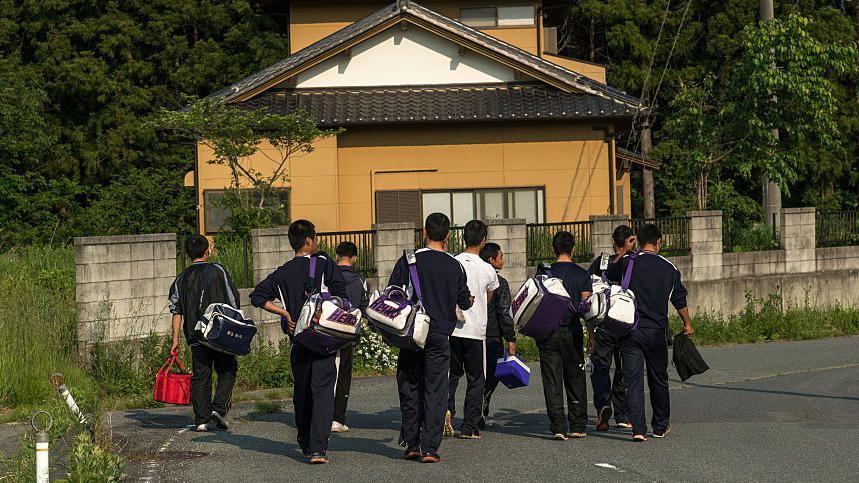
[621,252,639,291]
[158,352,188,375]
[405,249,423,303]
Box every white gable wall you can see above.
[296,27,522,88]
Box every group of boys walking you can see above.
[168,212,695,465]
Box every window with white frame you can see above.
[420,187,545,225]
[460,5,536,28]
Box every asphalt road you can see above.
[116,336,859,482]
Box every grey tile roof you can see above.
[210,0,642,110]
[234,83,636,126]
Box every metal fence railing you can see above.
[816,211,859,248]
[526,221,593,265]
[628,216,691,256]
[415,226,466,254]
[317,230,377,278]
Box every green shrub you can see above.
[237,339,293,390]
[66,433,124,482]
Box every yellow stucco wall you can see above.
[195,121,631,233]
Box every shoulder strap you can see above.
[405,249,423,302]
[621,252,638,291]
[304,255,320,295]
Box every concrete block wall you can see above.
[781,207,816,274]
[373,222,417,288]
[249,227,295,339]
[74,234,176,351]
[590,214,628,258]
[688,210,723,281]
[816,246,859,272]
[486,219,527,290]
[251,227,294,285]
[723,250,786,278]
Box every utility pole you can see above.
[760,0,782,229]
[641,118,655,219]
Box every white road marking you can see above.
[139,428,188,482]
[595,462,624,472]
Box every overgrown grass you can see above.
[254,400,281,414]
[0,246,94,409]
[670,294,859,345]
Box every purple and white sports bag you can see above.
[510,268,572,339]
[290,256,362,355]
[366,250,430,350]
[583,252,639,337]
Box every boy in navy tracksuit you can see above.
[606,224,694,442]
[479,242,517,429]
[586,225,635,431]
[250,220,347,464]
[388,213,472,463]
[535,231,591,440]
[332,241,370,433]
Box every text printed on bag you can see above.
[511,286,529,315]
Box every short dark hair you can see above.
[552,231,575,256]
[463,219,488,247]
[185,234,209,260]
[612,224,635,248]
[425,212,450,242]
[479,242,501,262]
[637,223,662,247]
[288,219,316,250]
[336,241,358,258]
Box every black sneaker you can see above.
[652,426,671,438]
[210,411,229,430]
[458,429,482,439]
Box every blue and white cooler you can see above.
[494,355,531,389]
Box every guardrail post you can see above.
[688,210,723,282]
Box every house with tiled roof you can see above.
[193,0,654,233]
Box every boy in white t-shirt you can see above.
[446,220,499,439]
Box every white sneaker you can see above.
[331,421,350,433]
[195,423,210,432]
[211,411,229,430]
[553,433,567,441]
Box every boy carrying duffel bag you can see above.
[168,235,242,432]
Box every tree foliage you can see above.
[726,14,857,195]
[151,97,340,236]
[563,0,859,216]
[0,1,291,246]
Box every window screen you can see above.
[460,7,496,27]
[498,6,535,26]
